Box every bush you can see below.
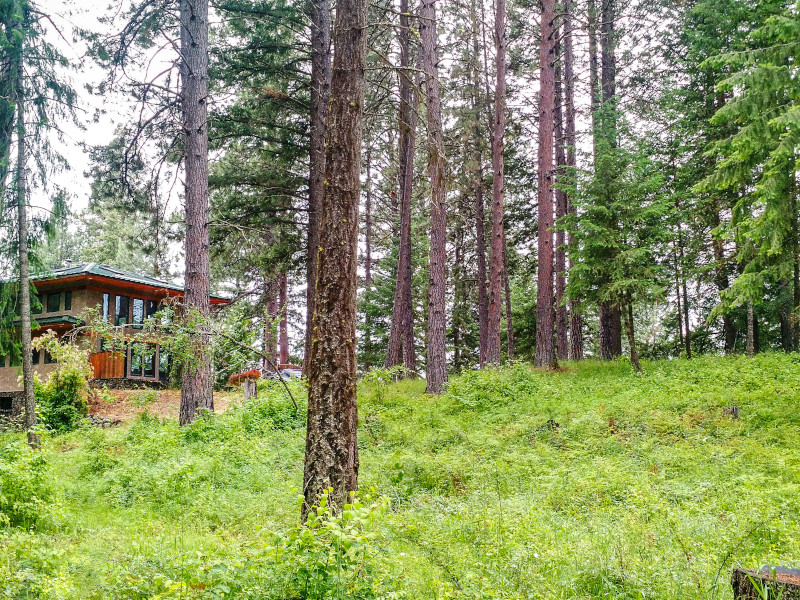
[32,332,91,434]
[0,441,54,529]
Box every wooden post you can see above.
[732,567,800,600]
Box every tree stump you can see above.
[732,567,800,599]
[243,378,257,400]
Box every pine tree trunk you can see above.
[179,0,213,425]
[534,0,557,369]
[710,202,736,352]
[467,0,489,366]
[304,0,332,375]
[363,145,373,370]
[421,0,448,393]
[15,37,39,448]
[625,298,642,373]
[386,2,417,374]
[264,278,279,369]
[599,303,615,360]
[678,228,692,358]
[279,272,289,364]
[485,0,506,366]
[503,231,515,362]
[746,302,755,358]
[564,0,582,361]
[302,0,366,513]
[554,32,568,362]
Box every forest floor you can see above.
[89,388,238,421]
[1,354,799,599]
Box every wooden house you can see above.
[0,263,229,419]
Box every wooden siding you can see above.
[89,351,125,380]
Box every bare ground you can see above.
[88,388,240,422]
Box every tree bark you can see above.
[385,1,417,374]
[279,272,289,364]
[470,0,488,366]
[746,301,755,358]
[421,0,448,393]
[554,31,568,362]
[709,202,736,351]
[15,29,39,448]
[677,228,692,358]
[302,0,366,513]
[503,230,514,362]
[534,0,557,369]
[179,0,213,426]
[304,0,332,375]
[625,298,641,373]
[363,144,373,370]
[564,0,582,360]
[485,0,506,366]
[263,278,279,369]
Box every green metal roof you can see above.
[28,263,228,300]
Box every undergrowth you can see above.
[0,354,798,599]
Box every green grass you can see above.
[1,354,799,599]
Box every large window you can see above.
[47,293,60,313]
[115,295,129,326]
[144,344,156,377]
[64,291,72,311]
[130,344,156,377]
[159,350,170,380]
[132,298,145,328]
[32,349,40,365]
[102,293,111,321]
[146,299,158,320]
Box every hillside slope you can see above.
[1,355,799,599]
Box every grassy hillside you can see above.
[1,355,799,599]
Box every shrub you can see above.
[32,332,91,434]
[0,441,54,529]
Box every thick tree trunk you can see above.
[625,298,641,373]
[534,0,557,369]
[179,0,212,425]
[279,272,289,364]
[564,0,582,360]
[554,33,568,361]
[15,44,38,449]
[302,0,366,513]
[304,0,332,375]
[385,0,417,374]
[485,0,506,366]
[421,0,448,393]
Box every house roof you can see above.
[28,263,230,304]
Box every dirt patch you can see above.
[89,388,239,422]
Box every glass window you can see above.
[130,346,143,377]
[64,291,72,311]
[47,293,60,313]
[32,294,43,315]
[144,344,156,378]
[44,351,55,365]
[146,300,158,320]
[132,298,144,327]
[32,349,40,365]
[102,293,111,321]
[115,295,129,326]
[158,349,170,380]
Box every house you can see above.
[0,263,229,419]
